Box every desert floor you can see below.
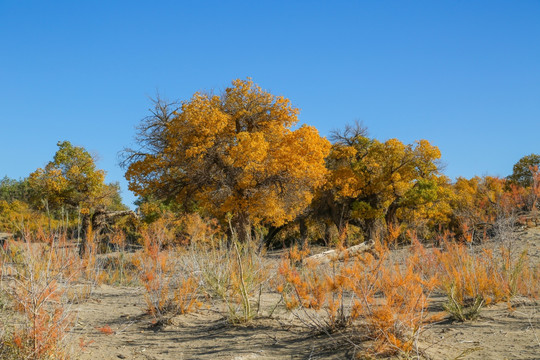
[71,228,540,360]
[2,229,539,359]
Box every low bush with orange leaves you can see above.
[0,229,81,359]
[76,226,141,287]
[135,224,269,324]
[278,227,539,356]
[409,209,540,319]
[134,225,202,320]
[424,237,540,321]
[278,241,439,357]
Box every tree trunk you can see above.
[233,213,252,243]
[385,202,399,232]
[263,224,285,248]
[0,233,12,248]
[324,222,334,246]
[364,216,386,243]
[299,217,308,243]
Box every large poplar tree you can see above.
[123,79,330,242]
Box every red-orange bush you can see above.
[5,230,79,359]
[277,242,438,356]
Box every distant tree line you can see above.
[2,79,539,248]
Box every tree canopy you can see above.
[507,153,540,188]
[123,79,331,241]
[28,141,120,213]
[318,122,443,239]
[0,176,30,203]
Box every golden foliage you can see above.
[320,127,446,242]
[28,141,107,211]
[0,200,60,235]
[124,79,330,240]
[412,237,540,321]
[277,242,438,356]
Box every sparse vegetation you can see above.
[1,80,539,359]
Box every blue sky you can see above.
[1,1,539,208]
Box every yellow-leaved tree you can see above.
[123,79,331,242]
[28,141,110,213]
[318,122,444,241]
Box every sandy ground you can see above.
[73,288,539,360]
[71,228,540,360]
[73,285,353,360]
[420,227,540,360]
[2,229,540,359]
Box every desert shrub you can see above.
[514,260,540,299]
[76,224,136,287]
[277,244,352,331]
[135,229,172,319]
[1,232,80,359]
[278,241,439,357]
[189,237,270,324]
[180,213,221,245]
[82,230,139,286]
[423,235,539,322]
[172,275,203,315]
[428,241,502,321]
[95,253,139,286]
[0,290,9,312]
[0,200,63,237]
[80,225,100,284]
[140,216,178,248]
[352,246,439,356]
[135,226,202,320]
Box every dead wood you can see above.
[79,210,138,257]
[303,241,374,266]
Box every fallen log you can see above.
[303,241,374,266]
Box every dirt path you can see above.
[73,285,540,360]
[74,286,350,360]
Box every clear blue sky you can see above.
[1,1,539,208]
